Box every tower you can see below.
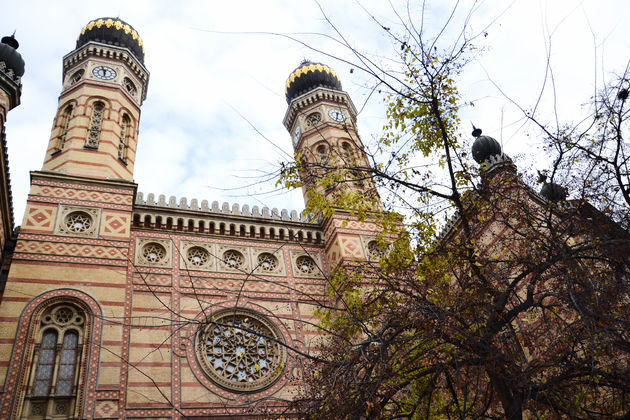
[283,61,384,269]
[0,18,148,419]
[41,17,149,180]
[283,61,379,206]
[0,33,23,296]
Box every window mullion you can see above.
[49,341,64,397]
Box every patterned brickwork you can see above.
[132,273,172,287]
[100,211,130,238]
[30,184,133,206]
[21,205,57,232]
[94,399,119,418]
[15,240,128,260]
[180,276,292,296]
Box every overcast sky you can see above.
[1,0,628,224]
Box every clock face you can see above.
[293,126,302,147]
[328,109,346,122]
[92,65,117,80]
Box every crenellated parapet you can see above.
[135,192,313,222]
[133,192,323,244]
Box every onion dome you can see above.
[471,127,502,163]
[285,60,342,104]
[76,18,144,63]
[0,34,25,77]
[540,182,567,203]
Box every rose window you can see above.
[367,240,381,260]
[296,255,316,274]
[54,307,73,324]
[257,253,278,272]
[223,250,244,269]
[196,309,286,392]
[64,211,92,233]
[187,246,210,267]
[142,243,166,264]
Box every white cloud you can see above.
[1,0,629,223]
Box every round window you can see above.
[223,250,244,269]
[64,211,93,233]
[196,308,286,392]
[187,246,210,267]
[142,242,166,264]
[367,240,381,260]
[296,255,316,274]
[257,253,278,272]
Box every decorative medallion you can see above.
[54,205,100,238]
[295,255,316,274]
[186,246,210,267]
[257,252,278,272]
[223,250,245,270]
[135,237,172,267]
[291,251,324,278]
[196,308,286,392]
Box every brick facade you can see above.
[0,19,381,419]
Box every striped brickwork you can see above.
[0,172,134,419]
[41,83,139,181]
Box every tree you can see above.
[278,2,630,419]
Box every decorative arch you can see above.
[118,113,132,162]
[54,99,78,152]
[2,289,103,420]
[85,99,107,149]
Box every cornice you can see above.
[30,170,138,192]
[62,41,149,101]
[283,87,358,131]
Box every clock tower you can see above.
[283,61,383,269]
[283,61,379,208]
[41,17,149,181]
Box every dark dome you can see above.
[285,61,342,103]
[0,35,25,77]
[540,182,567,203]
[76,18,144,63]
[472,135,502,163]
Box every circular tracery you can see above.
[64,211,92,233]
[367,240,381,260]
[187,246,210,267]
[257,253,278,272]
[196,309,286,392]
[142,242,166,263]
[223,250,244,269]
[296,255,316,274]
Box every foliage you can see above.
[282,4,630,420]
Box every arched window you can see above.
[316,144,328,164]
[118,114,131,162]
[341,141,352,161]
[85,101,105,148]
[57,105,73,151]
[25,305,84,418]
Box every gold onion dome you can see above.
[76,17,144,63]
[285,60,342,104]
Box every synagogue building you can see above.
[0,17,382,419]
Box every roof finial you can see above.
[471,122,482,137]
